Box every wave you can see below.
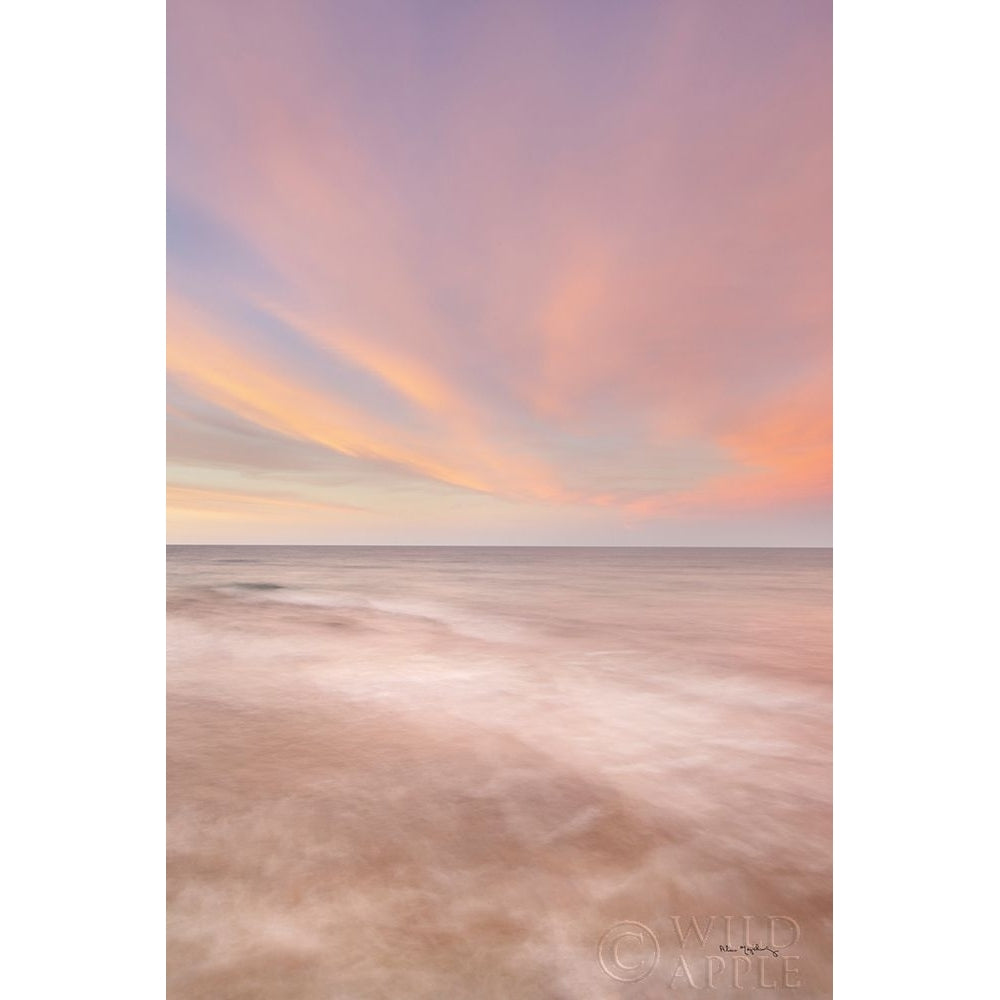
[211,583,527,643]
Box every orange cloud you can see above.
[167,484,368,521]
[624,370,832,516]
[167,295,571,504]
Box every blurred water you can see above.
[167,546,831,998]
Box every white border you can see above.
[836,1,998,997]
[2,1,163,996]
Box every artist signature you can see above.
[720,943,781,958]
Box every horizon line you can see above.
[166,542,833,550]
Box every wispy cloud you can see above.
[167,484,368,518]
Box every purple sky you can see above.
[167,0,831,545]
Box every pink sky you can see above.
[167,0,831,545]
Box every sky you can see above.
[167,0,831,546]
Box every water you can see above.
[167,546,832,998]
